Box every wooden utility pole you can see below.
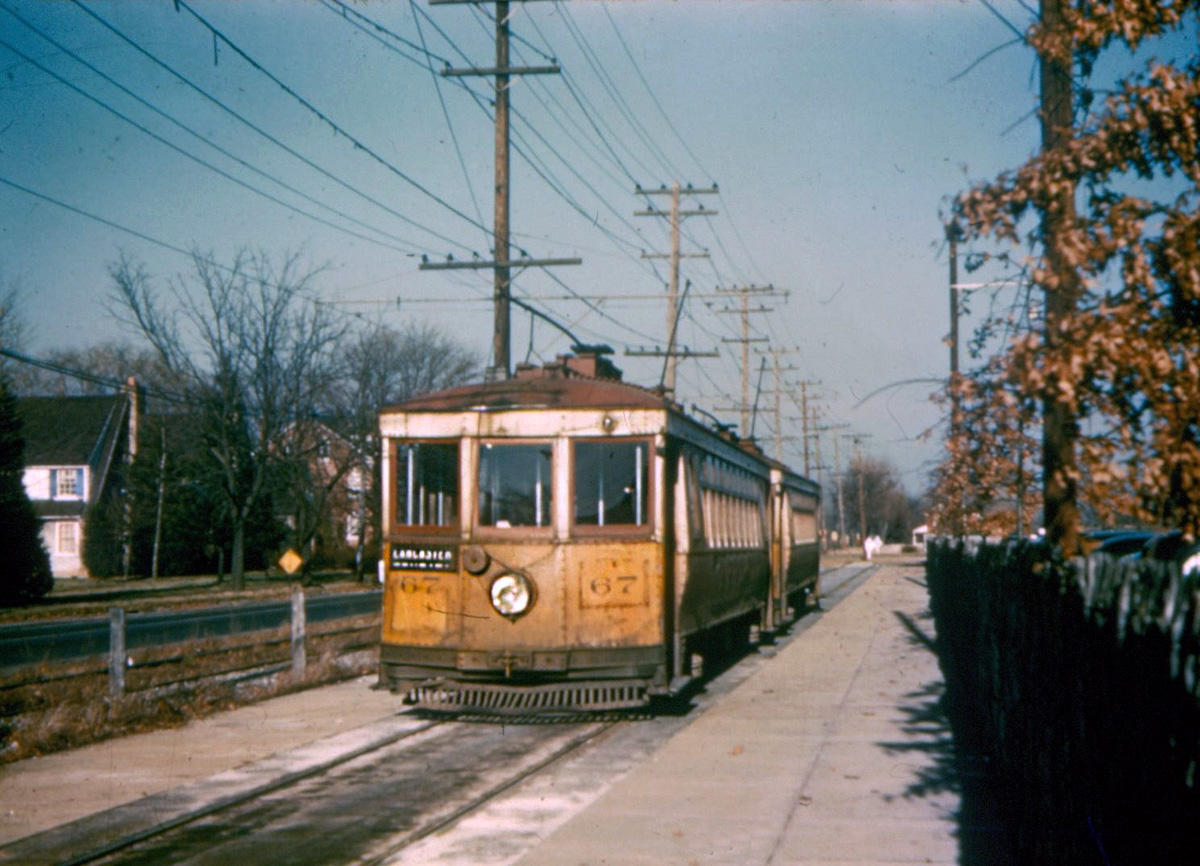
[947,222,960,388]
[757,347,802,462]
[946,221,963,536]
[1038,0,1082,551]
[833,433,847,548]
[715,285,784,433]
[851,433,870,544]
[796,379,821,475]
[424,0,580,381]
[635,183,718,396]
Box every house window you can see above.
[53,468,83,498]
[57,521,78,555]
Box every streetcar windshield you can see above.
[396,442,458,527]
[478,442,553,528]
[574,441,648,527]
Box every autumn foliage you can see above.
[931,1,1200,540]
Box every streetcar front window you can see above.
[478,442,553,528]
[574,441,648,527]
[396,442,459,528]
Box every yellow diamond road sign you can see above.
[279,548,304,575]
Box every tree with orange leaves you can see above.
[936,0,1200,544]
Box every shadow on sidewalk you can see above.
[878,608,1015,865]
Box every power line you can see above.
[406,0,488,242]
[0,16,418,255]
[0,347,190,406]
[68,0,475,255]
[173,0,492,239]
[558,2,681,180]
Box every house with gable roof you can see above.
[16,392,134,577]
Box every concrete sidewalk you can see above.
[513,562,957,866]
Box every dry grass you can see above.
[0,617,378,765]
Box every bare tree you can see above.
[110,248,346,590]
[841,454,918,545]
[0,274,33,388]
[333,322,478,578]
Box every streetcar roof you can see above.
[382,363,671,414]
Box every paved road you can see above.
[0,591,381,671]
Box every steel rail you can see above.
[357,720,620,866]
[55,719,445,866]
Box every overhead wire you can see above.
[68,0,475,255]
[172,0,492,240]
[557,2,681,180]
[318,0,657,355]
[0,172,357,312]
[406,0,488,244]
[0,8,421,255]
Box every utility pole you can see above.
[840,432,871,546]
[635,183,718,396]
[848,433,872,545]
[424,0,580,381]
[833,433,847,548]
[757,347,802,462]
[789,379,821,475]
[946,220,963,536]
[947,221,960,390]
[714,284,785,433]
[813,418,848,548]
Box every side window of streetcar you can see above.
[574,441,648,527]
[478,442,553,528]
[396,442,459,527]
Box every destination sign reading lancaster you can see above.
[390,543,458,572]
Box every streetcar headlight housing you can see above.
[489,572,535,619]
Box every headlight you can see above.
[489,572,535,618]
[1182,551,1200,578]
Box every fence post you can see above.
[108,607,125,699]
[291,586,306,680]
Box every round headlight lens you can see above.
[489,573,534,618]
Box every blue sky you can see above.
[0,0,1048,492]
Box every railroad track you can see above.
[46,715,623,866]
[4,562,880,866]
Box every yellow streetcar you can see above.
[378,350,819,713]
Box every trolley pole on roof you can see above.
[425,0,579,381]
